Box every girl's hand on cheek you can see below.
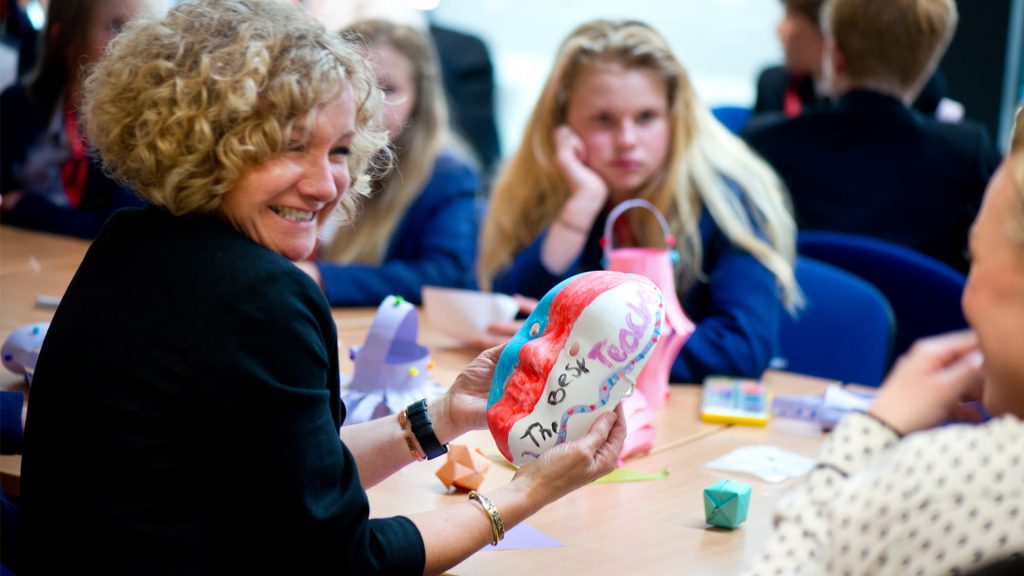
[553,125,607,208]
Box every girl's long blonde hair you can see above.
[319,19,449,263]
[478,19,801,310]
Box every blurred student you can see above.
[746,0,1000,273]
[752,0,948,121]
[299,20,479,306]
[0,0,150,238]
[743,104,1024,576]
[753,0,829,118]
[477,20,800,383]
[430,23,502,181]
[299,0,501,178]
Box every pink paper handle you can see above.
[602,199,674,260]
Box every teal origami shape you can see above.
[703,479,751,529]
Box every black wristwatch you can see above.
[406,399,448,460]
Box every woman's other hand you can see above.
[511,404,627,501]
[411,404,625,574]
[869,330,985,436]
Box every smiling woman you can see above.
[18,1,626,574]
[218,94,356,261]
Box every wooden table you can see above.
[364,371,832,576]
[1,226,92,495]
[0,226,839,575]
[0,226,86,333]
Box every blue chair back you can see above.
[798,231,967,358]
[776,257,895,386]
[710,105,752,135]
[1,490,19,575]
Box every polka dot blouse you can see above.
[744,412,1024,576]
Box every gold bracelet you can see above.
[397,409,425,462]
[556,216,590,235]
[468,490,505,546]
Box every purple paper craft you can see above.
[485,523,563,551]
[341,296,445,425]
[1,322,49,385]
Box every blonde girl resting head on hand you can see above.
[478,19,800,383]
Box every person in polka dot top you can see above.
[745,103,1024,575]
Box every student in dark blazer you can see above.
[752,0,947,121]
[746,0,1000,273]
[752,0,828,119]
[430,23,501,179]
[0,0,149,238]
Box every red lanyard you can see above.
[783,74,805,118]
[62,102,88,208]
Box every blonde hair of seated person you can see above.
[319,19,451,264]
[478,19,800,309]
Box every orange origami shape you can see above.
[435,444,491,491]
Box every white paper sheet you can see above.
[421,286,519,343]
[704,445,816,483]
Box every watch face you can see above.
[487,271,663,465]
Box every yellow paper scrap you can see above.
[595,467,670,484]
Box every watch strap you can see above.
[406,399,447,460]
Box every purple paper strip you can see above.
[484,523,563,551]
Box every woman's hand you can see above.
[511,405,627,502]
[553,125,607,209]
[869,330,985,436]
[431,344,505,443]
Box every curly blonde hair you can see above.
[479,20,800,309]
[82,0,387,220]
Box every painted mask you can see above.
[487,271,663,465]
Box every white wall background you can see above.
[427,0,784,157]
